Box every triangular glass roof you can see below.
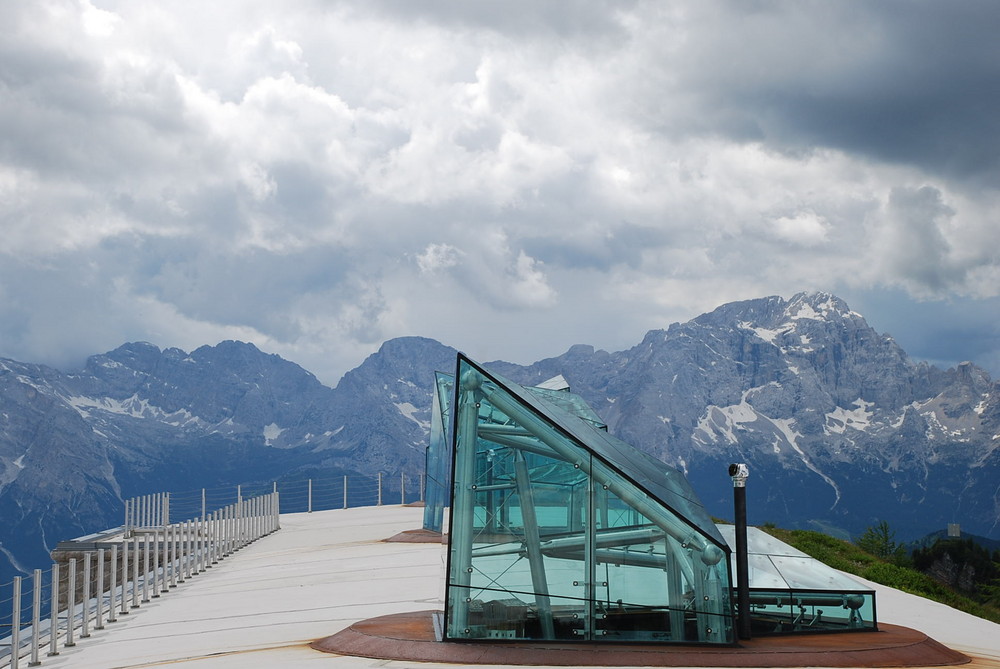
[524,385,607,429]
[478,361,727,550]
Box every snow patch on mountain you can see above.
[773,416,842,508]
[825,400,874,435]
[395,402,429,430]
[67,394,202,427]
[694,401,757,446]
[739,321,787,344]
[263,423,283,445]
[0,544,30,573]
[790,302,823,321]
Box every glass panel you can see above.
[447,360,588,640]
[445,356,735,644]
[716,526,877,634]
[747,590,876,634]
[767,555,869,591]
[525,386,607,429]
[745,554,791,589]
[423,372,453,532]
[494,369,727,549]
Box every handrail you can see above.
[1,471,426,668]
[1,492,276,667]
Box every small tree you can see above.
[856,520,907,565]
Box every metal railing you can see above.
[1,471,426,668]
[0,492,279,668]
[132,473,426,527]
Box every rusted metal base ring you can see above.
[311,610,970,667]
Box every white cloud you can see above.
[417,243,464,274]
[0,0,997,382]
[771,211,829,247]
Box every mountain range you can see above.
[1,291,997,584]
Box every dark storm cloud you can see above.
[362,0,639,39]
[97,234,358,340]
[843,288,1000,376]
[523,222,673,272]
[670,1,1000,183]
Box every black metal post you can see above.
[729,463,752,640]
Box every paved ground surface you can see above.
[30,506,1000,669]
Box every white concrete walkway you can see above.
[38,506,441,668]
[34,506,1000,668]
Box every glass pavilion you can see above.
[425,354,877,643]
[442,355,734,644]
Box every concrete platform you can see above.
[27,506,1000,668]
[313,611,967,667]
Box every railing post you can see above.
[177,522,186,583]
[164,492,170,527]
[185,520,193,579]
[107,545,118,623]
[48,561,60,655]
[29,568,41,667]
[255,496,262,540]
[161,526,171,592]
[146,525,160,599]
[169,524,178,588]
[201,488,206,522]
[222,506,229,557]
[142,534,151,602]
[343,476,348,509]
[81,552,92,638]
[377,472,382,506]
[263,493,269,532]
[420,472,426,502]
[213,510,221,564]
[248,498,255,541]
[401,472,405,505]
[308,479,313,513]
[66,558,76,647]
[152,528,161,596]
[120,538,130,615]
[95,549,106,628]
[227,503,234,553]
[11,575,21,669]
[196,515,205,574]
[131,536,140,609]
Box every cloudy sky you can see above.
[2,0,998,385]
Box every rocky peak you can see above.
[1,294,998,588]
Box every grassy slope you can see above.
[759,526,1000,626]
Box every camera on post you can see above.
[728,463,749,486]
